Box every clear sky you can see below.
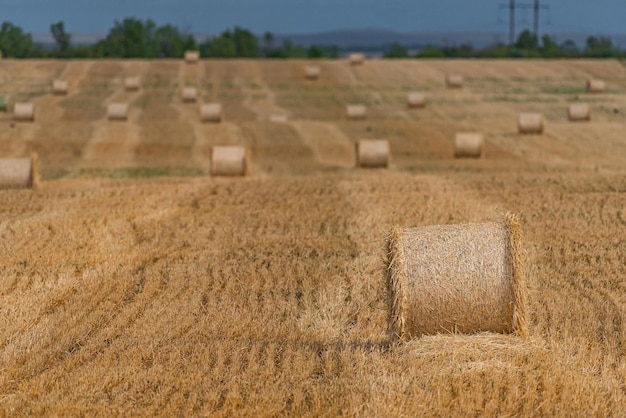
[1,0,624,36]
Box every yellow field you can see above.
[0,59,625,416]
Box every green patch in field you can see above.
[0,96,6,111]
[483,95,558,103]
[540,85,584,95]
[82,167,206,179]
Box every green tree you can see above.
[263,31,274,57]
[585,36,615,57]
[232,27,259,57]
[0,21,38,58]
[515,30,538,50]
[50,21,71,54]
[383,43,409,58]
[559,39,579,56]
[540,34,559,57]
[307,45,324,58]
[96,18,159,58]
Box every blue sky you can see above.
[0,0,624,36]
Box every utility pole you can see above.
[534,0,539,40]
[509,0,516,46]
[500,1,550,45]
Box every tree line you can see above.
[0,19,623,59]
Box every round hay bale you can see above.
[446,74,463,89]
[200,103,223,122]
[0,153,39,189]
[407,92,426,108]
[269,114,288,123]
[386,214,528,340]
[52,80,68,95]
[13,102,34,122]
[184,50,200,63]
[518,113,544,134]
[124,77,140,91]
[305,65,320,80]
[568,103,591,122]
[586,79,605,93]
[346,104,367,120]
[349,53,365,65]
[107,103,129,121]
[454,133,484,158]
[181,87,198,102]
[355,139,389,168]
[211,146,249,176]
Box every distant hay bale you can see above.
[181,87,198,102]
[184,50,200,63]
[305,65,320,80]
[346,104,367,120]
[124,77,140,91]
[107,103,129,121]
[200,103,223,122]
[211,146,249,176]
[586,79,605,93]
[386,214,528,340]
[349,53,365,65]
[0,153,39,189]
[407,92,426,108]
[13,102,34,122]
[355,139,389,168]
[454,133,484,158]
[446,74,463,89]
[518,113,544,134]
[52,80,68,95]
[568,103,591,122]
[269,114,288,123]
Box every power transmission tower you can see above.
[500,0,550,45]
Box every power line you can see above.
[499,0,550,45]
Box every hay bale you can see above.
[124,77,140,91]
[349,53,365,65]
[184,50,200,63]
[107,103,129,121]
[568,103,591,122]
[518,113,544,134]
[454,133,484,158]
[446,74,463,89]
[269,114,288,123]
[305,65,320,80]
[200,103,223,122]
[386,214,528,340]
[586,79,605,93]
[181,87,198,102]
[407,92,426,108]
[0,153,39,189]
[355,139,389,168]
[211,146,249,176]
[346,104,367,120]
[13,102,34,122]
[52,80,68,95]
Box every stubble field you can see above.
[0,58,625,416]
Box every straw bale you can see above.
[211,146,249,176]
[446,74,463,89]
[0,153,39,189]
[124,77,140,91]
[269,114,288,123]
[355,139,389,168]
[346,104,367,120]
[586,79,605,93]
[52,80,68,95]
[454,133,484,158]
[407,92,426,108]
[200,103,223,122]
[305,65,320,80]
[568,103,591,122]
[184,50,200,63]
[13,102,34,121]
[386,214,528,341]
[349,53,365,65]
[181,87,198,102]
[517,113,544,134]
[107,103,129,121]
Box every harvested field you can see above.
[0,59,625,416]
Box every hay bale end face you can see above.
[407,92,426,108]
[181,87,198,102]
[586,79,605,93]
[305,65,320,80]
[13,102,35,122]
[454,133,484,158]
[346,104,367,120]
[124,77,140,91]
[107,103,129,121]
[386,214,528,341]
[0,154,39,189]
[349,53,365,65]
[269,114,288,123]
[355,139,389,168]
[446,74,463,89]
[184,50,200,63]
[211,146,249,176]
[569,103,591,122]
[52,80,68,95]
[518,113,544,134]
[200,103,223,122]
